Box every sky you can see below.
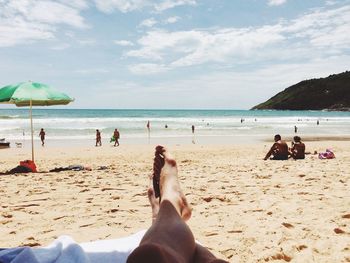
[0,0,349,109]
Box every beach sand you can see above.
[0,141,349,262]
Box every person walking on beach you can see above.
[294,126,298,133]
[147,121,150,144]
[95,129,102,147]
[113,128,120,147]
[191,125,195,144]
[39,128,45,147]
[264,134,289,160]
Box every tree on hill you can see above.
[252,71,350,111]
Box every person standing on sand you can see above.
[147,121,150,143]
[39,128,45,147]
[191,125,196,144]
[113,128,120,147]
[95,129,102,147]
[294,126,298,133]
[264,134,289,160]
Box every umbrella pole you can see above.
[30,99,34,162]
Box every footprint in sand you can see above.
[296,245,307,251]
[282,222,294,229]
[334,228,345,234]
[342,213,350,219]
[2,213,13,218]
[267,252,292,262]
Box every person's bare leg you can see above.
[147,186,159,224]
[158,146,192,220]
[127,146,194,263]
[127,146,227,263]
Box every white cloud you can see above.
[93,0,147,13]
[139,18,157,27]
[126,5,350,74]
[3,0,87,28]
[325,1,338,6]
[114,40,134,46]
[267,0,287,6]
[154,0,196,12]
[0,17,54,47]
[93,0,196,13]
[58,0,89,9]
[126,25,284,65]
[165,16,180,24]
[0,0,87,47]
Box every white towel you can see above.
[0,230,146,263]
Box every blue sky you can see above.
[0,0,349,109]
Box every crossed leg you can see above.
[127,146,227,263]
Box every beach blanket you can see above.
[0,229,146,263]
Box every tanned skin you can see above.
[289,136,305,159]
[264,134,289,160]
[127,146,228,263]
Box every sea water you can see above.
[1,109,350,145]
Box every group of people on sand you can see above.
[264,134,305,160]
[95,128,120,147]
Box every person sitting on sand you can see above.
[264,134,289,160]
[127,146,228,263]
[289,136,305,160]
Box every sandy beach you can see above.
[0,141,349,262]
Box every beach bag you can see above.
[318,149,335,159]
[19,160,37,172]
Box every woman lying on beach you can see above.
[127,146,228,263]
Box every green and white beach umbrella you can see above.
[0,81,74,162]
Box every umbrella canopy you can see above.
[0,82,73,106]
[0,81,74,163]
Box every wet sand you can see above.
[0,141,349,262]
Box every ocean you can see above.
[1,109,350,145]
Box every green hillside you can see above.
[252,71,350,111]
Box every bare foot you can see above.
[157,146,192,221]
[152,147,165,199]
[147,186,159,224]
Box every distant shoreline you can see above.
[3,134,350,150]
